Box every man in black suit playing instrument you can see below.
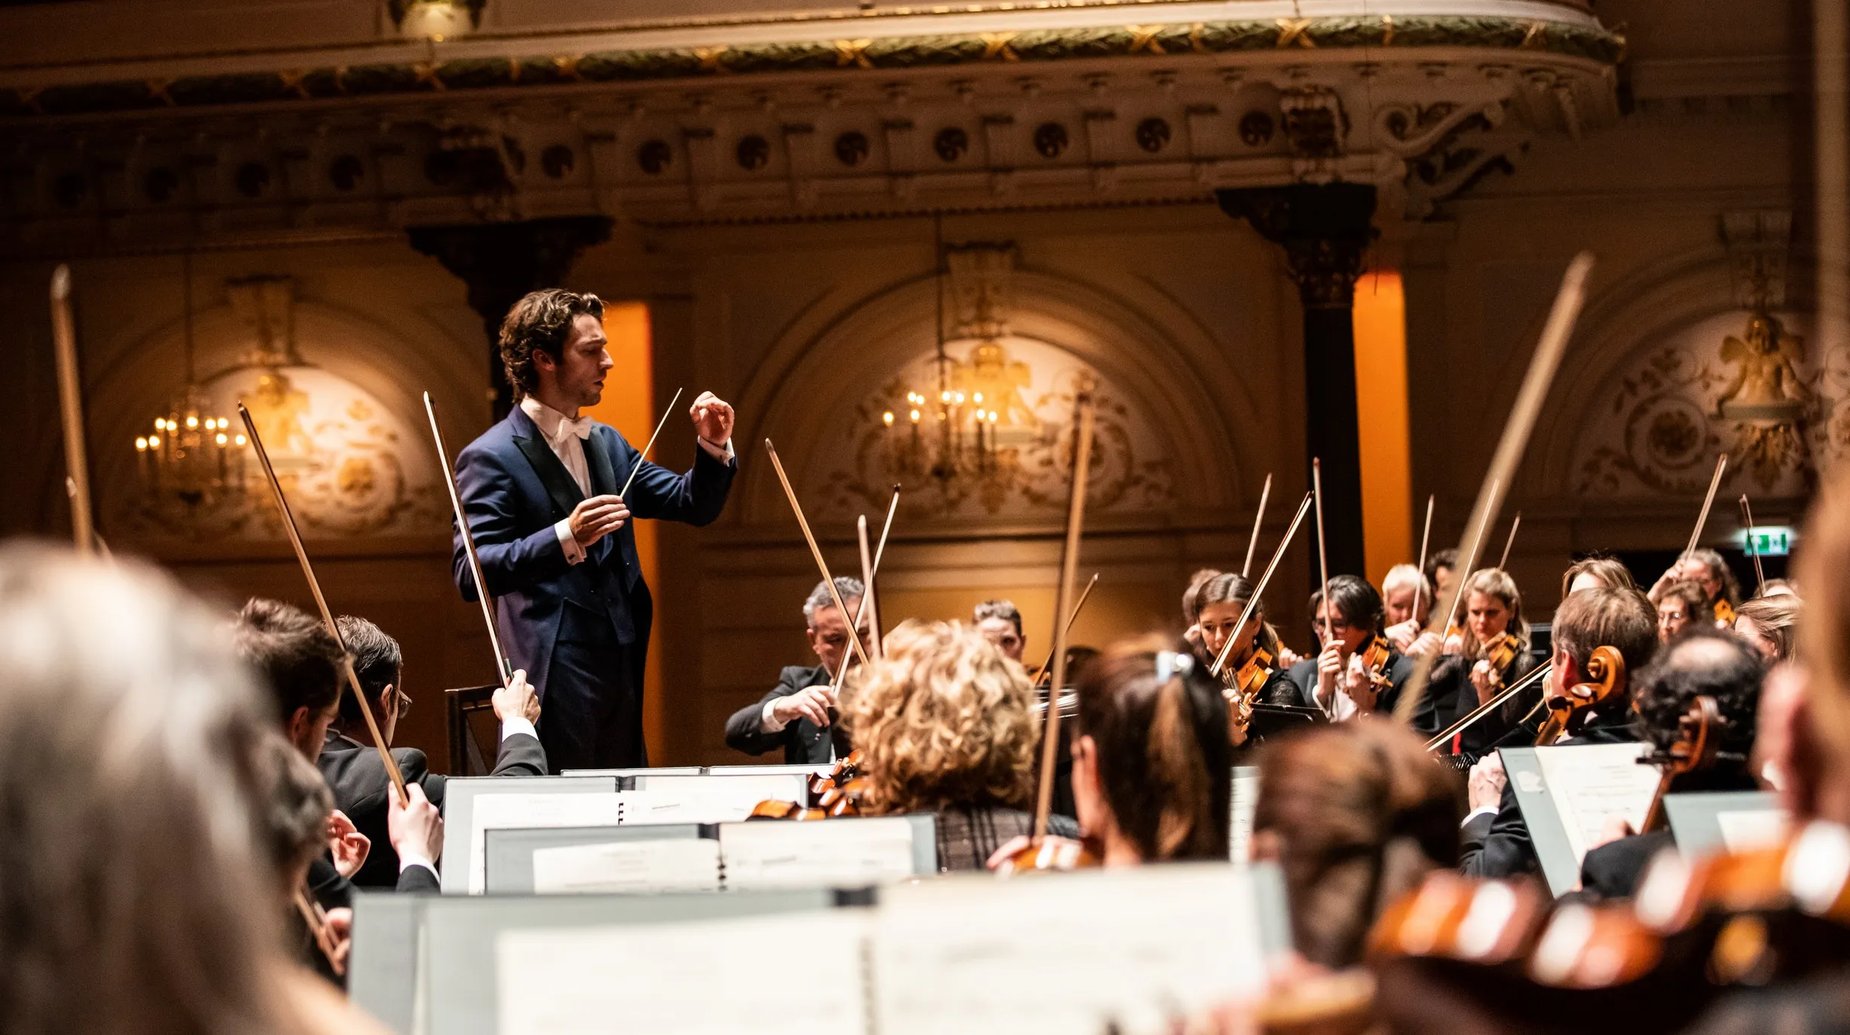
[724,577,872,764]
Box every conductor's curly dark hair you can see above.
[498,289,604,396]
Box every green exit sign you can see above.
[1744,526,1794,557]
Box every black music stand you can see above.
[444,684,500,775]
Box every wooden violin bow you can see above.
[49,266,96,557]
[238,403,408,800]
[1415,493,1435,616]
[1395,253,1595,726]
[1211,493,1314,678]
[1683,454,1729,561]
[424,392,513,683]
[618,386,684,499]
[1242,472,1272,578]
[1739,495,1766,597]
[1029,571,1099,687]
[764,440,871,668]
[1422,662,1552,752]
[294,885,344,977]
[1031,395,1097,839]
[1497,511,1522,572]
[1313,458,1334,650]
[856,515,883,660]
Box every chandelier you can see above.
[133,255,248,508]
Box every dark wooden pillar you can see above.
[1218,184,1376,583]
[408,216,614,416]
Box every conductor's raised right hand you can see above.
[771,684,838,729]
[568,494,630,548]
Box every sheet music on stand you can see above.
[870,863,1287,1035]
[1229,766,1260,862]
[531,837,726,895]
[1664,790,1787,857]
[718,816,921,890]
[467,792,628,894]
[440,777,617,894]
[1501,742,1662,896]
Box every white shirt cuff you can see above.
[500,716,538,742]
[698,436,737,464]
[399,849,437,875]
[759,697,788,734]
[553,517,586,564]
[1461,804,1500,829]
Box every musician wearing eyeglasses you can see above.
[1283,576,1413,719]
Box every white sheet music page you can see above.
[1229,768,1260,862]
[496,910,869,1035]
[467,793,627,894]
[870,864,1267,1035]
[530,838,724,894]
[1535,742,1662,867]
[1718,809,1788,852]
[615,788,765,825]
[719,817,918,890]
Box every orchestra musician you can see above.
[0,546,384,1035]
[1734,593,1802,664]
[232,600,444,899]
[972,599,1027,664]
[1560,554,1638,598]
[259,731,352,982]
[840,620,1077,871]
[1651,546,1743,626]
[1381,564,1436,656]
[723,577,871,765]
[1576,627,1764,900]
[1284,576,1413,720]
[1654,580,1709,644]
[1187,571,1299,710]
[450,288,737,772]
[317,616,546,888]
[1424,548,1459,604]
[1458,585,1657,878]
[988,639,1230,868]
[1250,719,1464,968]
[1418,568,1536,755]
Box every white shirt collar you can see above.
[519,396,589,442]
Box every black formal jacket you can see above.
[316,727,548,888]
[1419,649,1540,756]
[723,664,835,765]
[1459,710,1634,879]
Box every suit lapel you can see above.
[585,428,620,499]
[509,407,586,518]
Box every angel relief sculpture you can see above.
[1715,309,1809,424]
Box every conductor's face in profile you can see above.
[534,313,615,415]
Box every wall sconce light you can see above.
[390,0,485,42]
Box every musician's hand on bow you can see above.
[324,907,354,977]
[1443,630,1467,655]
[493,668,541,726]
[326,810,371,879]
[1386,619,1420,652]
[1314,640,1345,699]
[1275,645,1302,669]
[568,494,630,548]
[388,781,443,866]
[985,834,1090,873]
[771,684,837,729]
[1468,753,1506,812]
[1470,659,1498,705]
[1340,654,1379,714]
[1404,631,1442,659]
[690,391,735,446]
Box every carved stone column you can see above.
[408,215,614,415]
[1218,183,1375,583]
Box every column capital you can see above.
[1217,184,1376,310]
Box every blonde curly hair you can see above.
[840,620,1039,815]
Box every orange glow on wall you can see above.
[1352,270,1413,583]
[581,302,663,756]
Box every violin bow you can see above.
[1241,473,1272,578]
[1415,494,1434,617]
[1312,458,1334,650]
[1032,394,1097,840]
[1211,493,1315,678]
[1683,454,1729,560]
[1395,253,1595,727]
[238,403,408,800]
[1439,478,1500,638]
[618,387,685,499]
[1497,511,1522,572]
[50,266,96,557]
[826,486,901,705]
[856,515,883,659]
[1422,662,1552,752]
[425,393,513,683]
[764,441,871,668]
[1739,495,1766,597]
[1029,571,1099,687]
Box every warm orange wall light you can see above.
[1351,270,1413,584]
[581,302,664,757]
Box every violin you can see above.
[1713,599,1737,626]
[1222,644,1274,744]
[1638,696,1724,833]
[989,834,1104,876]
[1483,632,1521,686]
[1533,645,1625,745]
[1359,635,1395,691]
[807,748,865,804]
[750,749,868,821]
